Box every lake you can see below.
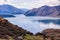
[5,14,60,34]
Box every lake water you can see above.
[5,14,60,34]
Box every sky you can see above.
[0,0,60,9]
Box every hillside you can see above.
[0,17,33,40]
[42,29,60,40]
[25,5,60,17]
[0,4,26,17]
[0,17,60,40]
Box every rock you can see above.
[42,29,60,40]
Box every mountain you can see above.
[25,5,60,17]
[0,4,26,17]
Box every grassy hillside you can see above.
[24,34,44,40]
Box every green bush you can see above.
[24,34,43,40]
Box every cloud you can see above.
[39,22,60,29]
[0,0,60,9]
[28,0,60,8]
[14,0,60,9]
[5,14,60,34]
[0,0,5,4]
[0,0,13,4]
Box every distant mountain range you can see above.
[25,5,60,17]
[0,4,60,17]
[0,4,27,17]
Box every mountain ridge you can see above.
[0,4,26,17]
[25,5,60,17]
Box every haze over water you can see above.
[5,14,60,34]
